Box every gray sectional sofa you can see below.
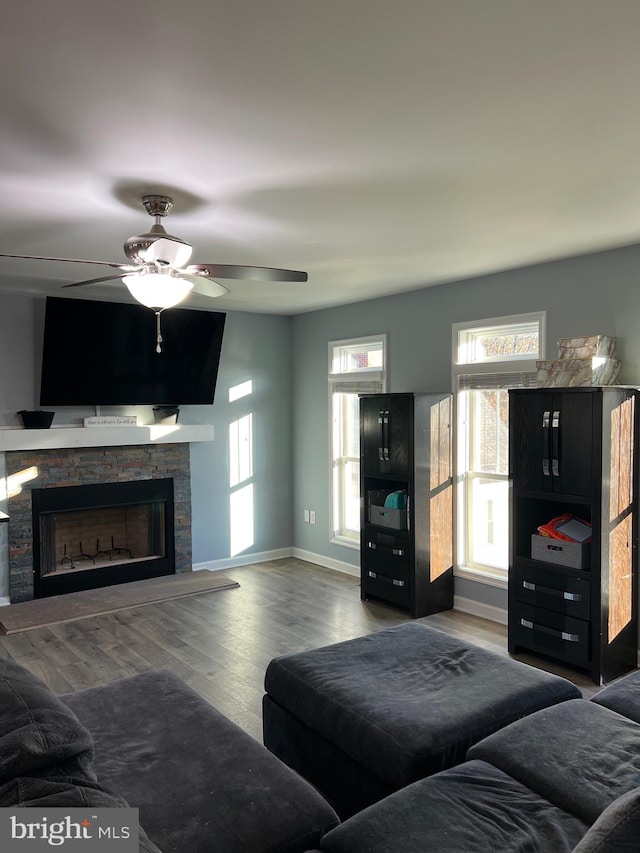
[0,660,338,853]
[3,638,640,853]
[306,671,640,852]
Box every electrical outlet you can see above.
[309,510,316,524]
[303,509,310,523]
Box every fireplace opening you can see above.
[32,479,175,598]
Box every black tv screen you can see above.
[39,297,226,406]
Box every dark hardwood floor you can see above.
[0,558,598,742]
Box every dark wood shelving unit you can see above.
[359,392,454,618]
[508,387,639,684]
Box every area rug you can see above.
[0,571,240,634]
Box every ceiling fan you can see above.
[0,194,307,350]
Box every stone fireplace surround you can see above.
[6,441,193,603]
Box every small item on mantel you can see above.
[83,416,138,427]
[17,410,55,429]
[153,406,180,425]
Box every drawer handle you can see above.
[522,580,582,602]
[551,410,560,477]
[520,618,580,643]
[392,548,405,556]
[367,571,404,588]
[368,542,377,549]
[542,410,551,476]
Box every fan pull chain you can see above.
[155,311,163,353]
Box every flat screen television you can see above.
[39,296,226,406]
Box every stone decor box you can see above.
[536,357,621,387]
[557,335,617,359]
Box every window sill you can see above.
[454,565,508,590]
[331,535,360,551]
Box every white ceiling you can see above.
[1,0,640,315]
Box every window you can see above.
[329,336,386,546]
[452,313,545,582]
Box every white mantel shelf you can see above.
[0,424,214,452]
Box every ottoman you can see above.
[262,622,581,817]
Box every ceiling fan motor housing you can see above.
[142,194,173,218]
[124,224,174,264]
[124,195,192,265]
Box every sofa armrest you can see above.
[0,659,94,784]
[571,787,640,852]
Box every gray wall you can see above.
[0,294,293,577]
[188,311,293,563]
[291,242,640,611]
[0,294,41,418]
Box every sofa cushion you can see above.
[468,700,640,825]
[310,760,588,853]
[591,670,640,724]
[0,659,94,784]
[63,669,339,853]
[572,786,640,852]
[264,622,581,790]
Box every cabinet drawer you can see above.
[362,553,410,580]
[362,569,410,607]
[362,527,410,562]
[514,566,590,620]
[512,603,590,667]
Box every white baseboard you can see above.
[454,594,508,626]
[291,548,360,577]
[192,547,293,572]
[196,546,359,578]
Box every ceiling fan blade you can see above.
[0,253,131,270]
[62,273,130,288]
[181,274,230,298]
[187,263,308,283]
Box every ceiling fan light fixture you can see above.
[0,193,308,310]
[122,271,194,310]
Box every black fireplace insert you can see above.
[31,479,175,598]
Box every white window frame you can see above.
[329,334,387,548]
[452,312,546,586]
